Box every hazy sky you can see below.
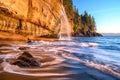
[73,0,120,33]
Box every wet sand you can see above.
[0,40,120,80]
[0,63,119,80]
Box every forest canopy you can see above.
[63,0,101,36]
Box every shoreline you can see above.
[0,61,119,80]
[0,36,120,80]
[0,31,103,42]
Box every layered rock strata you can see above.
[0,0,63,37]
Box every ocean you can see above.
[0,36,120,80]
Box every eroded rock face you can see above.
[0,0,63,37]
[10,51,40,67]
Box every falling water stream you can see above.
[59,6,71,40]
[0,6,120,80]
[0,38,120,80]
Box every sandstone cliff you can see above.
[0,0,63,39]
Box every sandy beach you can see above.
[0,39,120,80]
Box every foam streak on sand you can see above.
[58,49,120,78]
[1,60,70,77]
[0,38,120,80]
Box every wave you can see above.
[26,40,99,48]
[0,40,120,79]
[54,51,120,78]
[1,62,71,77]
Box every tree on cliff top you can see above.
[81,11,96,32]
[63,0,97,36]
[63,0,73,19]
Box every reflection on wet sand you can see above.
[0,40,120,80]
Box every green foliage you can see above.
[63,0,97,33]
[81,11,96,32]
[63,0,73,19]
[73,24,79,31]
[73,7,81,24]
[82,24,88,31]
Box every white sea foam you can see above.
[0,40,119,79]
[28,40,99,48]
[1,61,71,77]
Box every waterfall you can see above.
[59,6,71,40]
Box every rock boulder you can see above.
[11,51,40,67]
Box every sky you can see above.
[72,0,120,33]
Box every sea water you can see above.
[0,36,120,80]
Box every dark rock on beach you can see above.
[10,51,40,67]
[0,59,3,64]
[73,30,102,37]
[19,47,29,50]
